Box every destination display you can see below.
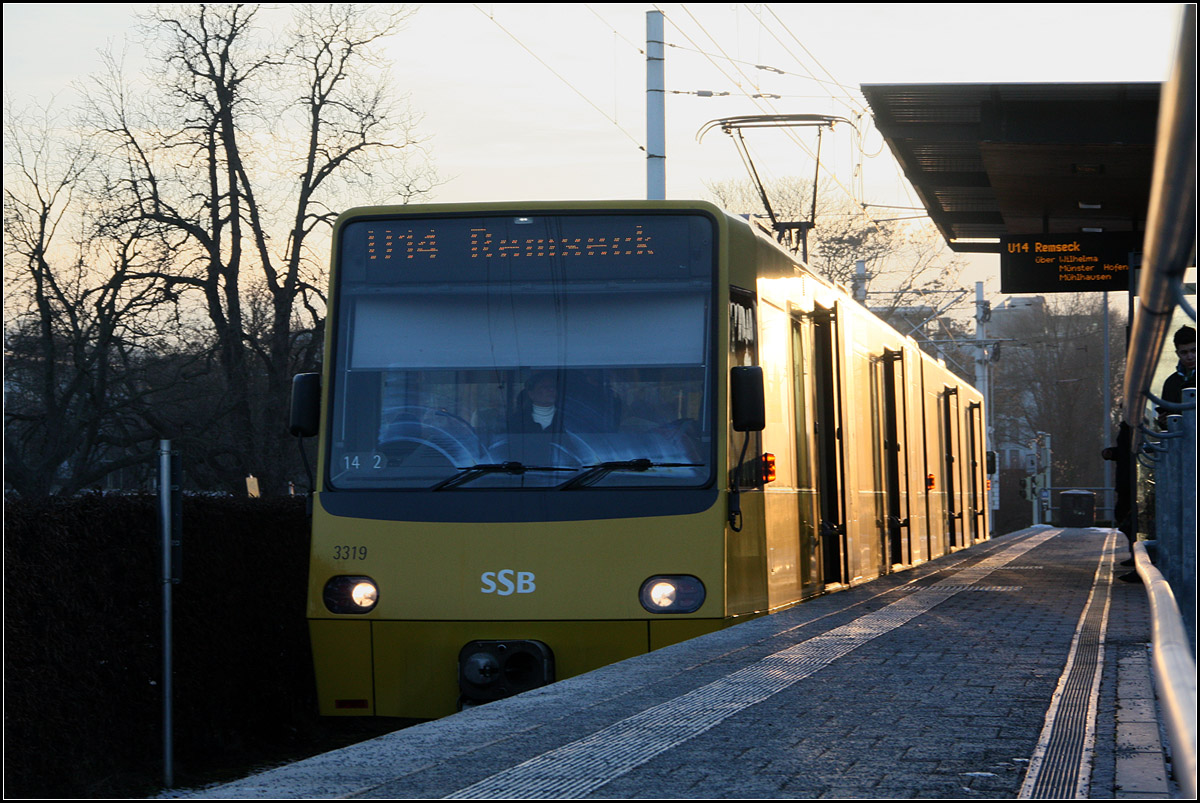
[340,213,714,285]
[1000,232,1140,293]
[359,219,665,263]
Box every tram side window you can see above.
[729,287,761,487]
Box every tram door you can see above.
[966,401,986,542]
[813,305,847,587]
[942,388,963,549]
[881,349,911,567]
[791,315,823,598]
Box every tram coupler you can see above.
[458,640,555,704]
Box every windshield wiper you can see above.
[431,462,574,491]
[558,459,702,490]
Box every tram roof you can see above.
[860,82,1160,253]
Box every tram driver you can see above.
[509,371,563,433]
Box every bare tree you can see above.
[990,295,1125,492]
[3,100,199,497]
[86,4,437,493]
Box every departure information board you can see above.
[1000,232,1140,293]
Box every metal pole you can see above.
[646,10,666,200]
[1160,417,1182,590]
[975,283,996,534]
[1103,292,1114,521]
[159,440,174,789]
[1122,4,1195,436]
[975,283,990,421]
[1042,433,1052,524]
[854,260,868,304]
[1180,387,1196,652]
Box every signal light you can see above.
[761,453,776,484]
[926,473,936,490]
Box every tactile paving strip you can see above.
[1019,530,1116,799]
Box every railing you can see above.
[1139,390,1197,651]
[1134,534,1197,800]
[1120,7,1195,799]
[1121,5,1195,431]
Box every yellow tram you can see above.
[291,200,989,719]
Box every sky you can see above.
[2,2,1189,292]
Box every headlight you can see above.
[323,575,378,614]
[639,575,705,614]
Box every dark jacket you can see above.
[1161,363,1195,404]
[1157,362,1195,427]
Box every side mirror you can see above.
[731,366,765,432]
[289,373,321,438]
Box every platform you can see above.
[178,527,1176,798]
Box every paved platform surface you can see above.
[180,527,1178,799]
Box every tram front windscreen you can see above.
[328,212,717,492]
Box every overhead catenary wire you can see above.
[474,3,908,228]
[584,4,645,56]
[754,4,869,118]
[742,4,922,213]
[665,4,888,228]
[665,7,843,190]
[466,4,966,316]
[472,4,646,153]
[737,4,890,180]
[663,40,856,96]
[664,12,890,176]
[475,3,944,271]
[584,2,646,122]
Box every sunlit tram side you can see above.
[290,200,989,719]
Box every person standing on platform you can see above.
[1102,421,1136,568]
[1157,325,1195,427]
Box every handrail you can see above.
[1122,5,1195,440]
[1173,280,1197,321]
[1134,539,1197,799]
[1146,389,1198,412]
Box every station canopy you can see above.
[861,83,1160,255]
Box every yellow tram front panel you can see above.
[308,502,728,622]
[308,500,733,718]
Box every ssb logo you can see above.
[480,570,536,596]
